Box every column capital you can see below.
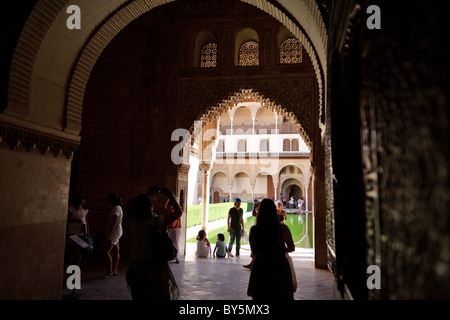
[200,162,212,172]
[177,163,190,175]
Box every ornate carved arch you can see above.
[186,86,314,151]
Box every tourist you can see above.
[213,233,232,258]
[243,202,260,269]
[289,196,295,209]
[66,193,89,266]
[247,198,295,300]
[68,194,89,236]
[101,193,123,278]
[299,198,305,211]
[195,229,211,258]
[227,197,245,257]
[276,201,287,223]
[166,199,182,263]
[125,186,182,300]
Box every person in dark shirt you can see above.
[227,198,245,257]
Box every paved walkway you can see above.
[61,242,337,300]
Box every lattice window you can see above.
[279,38,302,64]
[239,41,259,66]
[200,43,217,68]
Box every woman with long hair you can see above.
[247,198,295,300]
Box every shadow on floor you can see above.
[61,244,337,300]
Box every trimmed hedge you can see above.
[186,202,253,228]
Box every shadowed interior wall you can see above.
[327,0,449,299]
[0,148,71,299]
[79,10,181,255]
[359,1,449,299]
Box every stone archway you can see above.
[6,0,327,138]
[1,0,330,299]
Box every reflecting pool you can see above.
[187,213,313,249]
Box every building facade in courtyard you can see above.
[187,101,313,209]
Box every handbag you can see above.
[285,252,297,292]
[152,220,178,263]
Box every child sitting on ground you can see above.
[195,229,211,258]
[213,233,233,258]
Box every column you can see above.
[200,162,212,231]
[252,116,256,135]
[305,186,309,211]
[273,183,278,201]
[229,185,232,202]
[230,116,234,135]
[274,111,278,134]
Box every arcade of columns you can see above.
[178,89,313,231]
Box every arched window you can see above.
[239,41,259,66]
[200,42,217,68]
[291,139,299,151]
[260,139,269,152]
[279,38,302,64]
[283,139,291,151]
[217,139,225,152]
[238,140,247,152]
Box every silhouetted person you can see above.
[101,193,123,278]
[244,202,260,269]
[247,198,295,300]
[66,194,89,266]
[68,194,89,236]
[125,186,182,300]
[166,199,182,263]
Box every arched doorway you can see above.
[287,182,303,199]
[1,0,330,299]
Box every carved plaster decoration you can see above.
[7,0,326,140]
[181,79,315,151]
[0,122,79,160]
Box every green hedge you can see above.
[186,202,253,228]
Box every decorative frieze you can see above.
[0,122,79,160]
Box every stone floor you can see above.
[61,243,338,301]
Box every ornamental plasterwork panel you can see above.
[0,122,79,160]
[179,77,316,149]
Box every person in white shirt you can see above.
[101,193,123,278]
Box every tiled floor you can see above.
[61,243,337,300]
